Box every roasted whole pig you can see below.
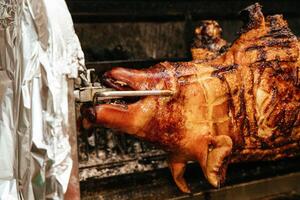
[83,3,300,193]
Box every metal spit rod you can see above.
[94,90,174,101]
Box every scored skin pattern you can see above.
[85,3,300,193]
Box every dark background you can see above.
[66,0,300,62]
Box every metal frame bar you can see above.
[67,0,300,23]
[65,80,81,200]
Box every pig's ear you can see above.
[205,135,233,187]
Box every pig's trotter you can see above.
[206,135,233,187]
[193,135,233,187]
[168,155,191,193]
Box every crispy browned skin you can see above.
[90,3,300,193]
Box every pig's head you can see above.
[94,62,178,137]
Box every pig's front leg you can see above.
[184,134,233,187]
[168,153,191,193]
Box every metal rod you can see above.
[98,90,174,98]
